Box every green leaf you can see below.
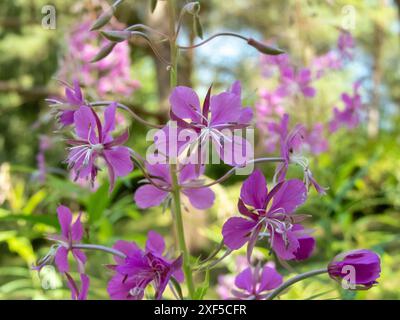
[86,182,111,223]
[193,269,210,300]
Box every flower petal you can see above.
[234,267,253,293]
[269,179,307,214]
[222,217,257,250]
[134,185,169,209]
[71,212,84,242]
[103,146,133,177]
[55,246,69,273]
[170,86,201,122]
[210,92,242,125]
[146,231,165,255]
[182,187,215,210]
[240,170,267,209]
[57,205,72,239]
[257,266,283,293]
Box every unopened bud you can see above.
[101,30,131,42]
[184,2,201,15]
[90,7,116,31]
[91,42,117,62]
[247,38,285,55]
[150,0,158,13]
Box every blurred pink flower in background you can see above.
[58,20,140,98]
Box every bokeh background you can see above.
[0,0,399,300]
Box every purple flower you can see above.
[66,103,133,191]
[217,256,249,299]
[274,114,326,194]
[312,51,342,78]
[47,80,89,127]
[279,67,316,98]
[328,249,381,289]
[58,20,140,98]
[34,205,89,300]
[222,170,314,261]
[107,231,184,300]
[231,264,283,300]
[304,123,329,155]
[329,82,362,133]
[157,81,253,166]
[134,163,215,210]
[337,30,355,60]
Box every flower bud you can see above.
[150,0,158,13]
[328,249,381,290]
[90,7,116,31]
[247,38,285,55]
[91,42,117,62]
[184,2,201,16]
[101,30,131,42]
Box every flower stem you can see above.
[266,268,328,300]
[72,244,126,259]
[167,0,196,299]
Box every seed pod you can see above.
[247,38,285,55]
[91,42,117,62]
[101,30,131,42]
[90,7,115,31]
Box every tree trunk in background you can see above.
[147,2,193,115]
[368,22,384,138]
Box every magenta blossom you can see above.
[34,205,89,300]
[66,103,133,191]
[337,30,355,60]
[47,80,89,127]
[107,231,184,300]
[232,264,283,300]
[222,170,315,261]
[274,114,326,194]
[134,163,215,210]
[304,123,329,155]
[156,81,253,166]
[329,82,362,133]
[328,249,381,289]
[217,256,249,299]
[279,67,316,98]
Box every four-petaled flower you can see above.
[134,163,215,210]
[222,170,315,261]
[66,103,133,191]
[156,81,253,166]
[232,264,283,300]
[47,80,89,127]
[35,205,89,300]
[107,231,183,300]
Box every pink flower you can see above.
[329,82,362,132]
[107,231,183,300]
[34,205,89,300]
[134,163,215,210]
[279,67,316,98]
[47,80,89,127]
[66,103,133,191]
[222,170,314,261]
[157,81,253,166]
[337,30,355,60]
[232,264,283,300]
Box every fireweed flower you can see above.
[47,80,89,127]
[329,81,362,133]
[279,66,316,98]
[274,114,326,194]
[217,256,249,299]
[328,249,381,289]
[34,205,89,300]
[231,264,283,300]
[337,30,355,60]
[107,231,184,300]
[66,103,133,191]
[156,81,253,166]
[134,162,215,210]
[222,170,315,261]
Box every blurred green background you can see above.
[0,0,399,300]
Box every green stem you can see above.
[167,0,196,299]
[266,268,328,300]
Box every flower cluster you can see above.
[58,20,140,98]
[34,4,381,301]
[257,30,362,157]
